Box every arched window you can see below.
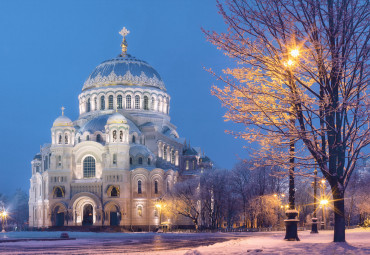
[135,95,140,109]
[157,99,161,112]
[138,157,143,165]
[58,134,62,144]
[147,158,151,165]
[186,160,189,170]
[163,146,167,160]
[130,157,133,165]
[55,187,63,198]
[108,95,113,109]
[78,137,81,143]
[167,180,170,192]
[94,98,97,110]
[83,156,96,178]
[58,155,62,167]
[65,134,68,144]
[126,95,131,109]
[171,150,175,164]
[113,130,117,142]
[96,134,101,142]
[150,97,155,110]
[86,135,90,141]
[111,187,118,197]
[193,160,196,170]
[100,96,105,110]
[119,131,123,142]
[117,95,123,109]
[86,98,91,112]
[144,96,149,110]
[138,180,142,194]
[154,180,158,194]
[132,135,136,144]
[112,154,117,165]
[137,205,142,216]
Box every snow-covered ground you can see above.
[159,228,370,255]
[0,228,369,254]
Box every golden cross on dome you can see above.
[119,27,130,38]
[61,106,65,116]
[119,27,130,55]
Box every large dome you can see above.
[82,54,165,91]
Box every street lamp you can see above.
[0,211,7,233]
[284,47,300,241]
[320,180,327,230]
[310,167,319,234]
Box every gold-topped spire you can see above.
[119,27,130,55]
[61,106,65,116]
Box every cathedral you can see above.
[29,27,212,230]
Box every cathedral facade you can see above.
[29,28,212,230]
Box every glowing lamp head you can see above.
[155,204,161,209]
[321,179,326,184]
[284,59,294,67]
[320,199,329,205]
[290,49,300,58]
[281,194,285,197]
[273,194,277,197]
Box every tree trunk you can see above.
[332,187,345,242]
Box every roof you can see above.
[78,114,141,135]
[83,54,165,91]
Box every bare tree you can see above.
[204,0,369,242]
[169,178,201,230]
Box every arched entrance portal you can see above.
[82,204,93,226]
[51,204,66,227]
[110,205,120,226]
[70,193,101,226]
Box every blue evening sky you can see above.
[0,0,248,195]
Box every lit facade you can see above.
[28,28,212,230]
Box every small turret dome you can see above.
[107,112,127,125]
[53,115,73,127]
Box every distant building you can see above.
[29,28,212,230]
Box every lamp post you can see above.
[311,167,319,234]
[320,179,327,230]
[320,198,328,230]
[0,211,7,233]
[284,48,300,241]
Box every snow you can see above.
[0,228,369,254]
[152,228,370,255]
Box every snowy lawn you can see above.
[0,228,369,254]
[160,228,370,255]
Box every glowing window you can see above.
[83,156,96,178]
[186,160,189,170]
